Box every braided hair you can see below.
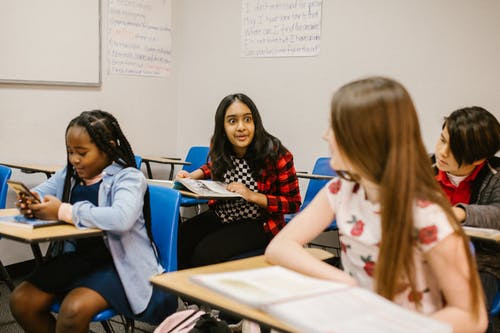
[62,110,155,252]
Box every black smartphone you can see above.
[7,180,40,204]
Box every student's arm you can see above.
[265,188,357,285]
[176,168,205,180]
[426,233,488,333]
[26,167,66,219]
[227,151,301,210]
[71,169,147,233]
[260,151,302,212]
[32,167,66,199]
[456,179,500,229]
[227,182,269,207]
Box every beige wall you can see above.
[174,0,500,173]
[0,1,179,263]
[2,0,500,264]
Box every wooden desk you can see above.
[463,226,500,242]
[141,156,191,180]
[151,248,333,333]
[296,172,334,180]
[0,208,103,262]
[0,162,61,179]
[146,179,174,188]
[175,190,237,200]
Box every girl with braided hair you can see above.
[10,110,176,332]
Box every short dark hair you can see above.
[444,106,500,166]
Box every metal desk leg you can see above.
[144,161,153,179]
[30,244,44,265]
[0,258,15,291]
[169,163,175,180]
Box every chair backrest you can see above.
[134,155,143,169]
[301,157,336,210]
[182,146,210,173]
[149,184,181,272]
[0,165,12,209]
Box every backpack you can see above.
[154,309,231,333]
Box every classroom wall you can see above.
[0,1,179,264]
[2,0,500,264]
[174,0,500,173]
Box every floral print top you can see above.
[325,178,454,314]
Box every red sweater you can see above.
[436,162,486,205]
[200,150,301,236]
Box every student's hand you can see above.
[29,195,62,220]
[16,191,41,218]
[226,182,254,202]
[452,206,466,223]
[176,170,191,179]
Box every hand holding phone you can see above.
[8,180,41,217]
[7,180,40,204]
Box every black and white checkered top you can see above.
[214,156,264,223]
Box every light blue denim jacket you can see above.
[33,163,163,314]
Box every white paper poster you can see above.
[241,0,322,57]
[108,0,172,77]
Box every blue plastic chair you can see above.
[469,242,499,318]
[134,155,143,170]
[179,146,210,210]
[229,159,337,261]
[491,286,500,316]
[0,165,15,291]
[182,146,210,173]
[286,157,337,229]
[148,184,181,272]
[51,184,180,332]
[0,165,12,209]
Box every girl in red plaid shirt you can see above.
[177,93,301,269]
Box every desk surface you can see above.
[463,226,500,242]
[0,208,102,244]
[141,156,191,166]
[296,172,334,180]
[176,190,237,200]
[1,162,61,175]
[151,248,333,333]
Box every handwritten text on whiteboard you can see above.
[108,0,172,77]
[241,0,322,57]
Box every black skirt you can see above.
[27,247,176,324]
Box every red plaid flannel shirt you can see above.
[200,150,301,237]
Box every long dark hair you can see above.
[62,110,155,249]
[209,93,286,180]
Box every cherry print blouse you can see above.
[326,178,454,314]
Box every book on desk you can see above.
[191,266,452,333]
[463,226,500,242]
[173,179,242,199]
[0,215,64,229]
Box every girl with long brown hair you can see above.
[265,77,487,332]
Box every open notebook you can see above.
[174,179,242,199]
[191,266,452,333]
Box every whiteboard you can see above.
[0,0,101,86]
